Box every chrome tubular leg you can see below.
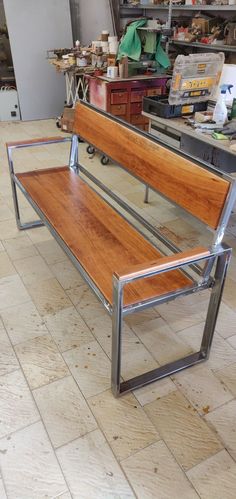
[111,276,123,397]
[10,176,22,229]
[8,148,44,231]
[200,250,231,358]
[69,134,79,171]
[144,185,149,204]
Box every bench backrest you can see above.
[74,101,231,231]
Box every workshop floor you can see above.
[0,119,236,499]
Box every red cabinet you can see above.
[87,75,168,131]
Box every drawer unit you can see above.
[146,87,162,97]
[131,114,149,125]
[87,75,169,131]
[130,102,142,114]
[110,91,128,105]
[130,90,146,103]
[110,104,127,116]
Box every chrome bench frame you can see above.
[7,111,236,397]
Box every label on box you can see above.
[181,77,215,91]
[182,105,194,114]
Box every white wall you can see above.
[70,0,114,45]
[4,0,73,120]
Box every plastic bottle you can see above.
[213,84,233,125]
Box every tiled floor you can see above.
[0,118,235,499]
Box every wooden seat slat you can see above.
[73,102,230,230]
[16,167,192,306]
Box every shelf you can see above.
[171,40,236,52]
[121,3,236,10]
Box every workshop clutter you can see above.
[173,13,236,47]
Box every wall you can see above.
[70,0,113,44]
[0,0,5,23]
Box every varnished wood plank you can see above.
[16,167,192,306]
[73,102,230,230]
[115,247,210,282]
[6,137,64,148]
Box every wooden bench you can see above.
[7,101,236,397]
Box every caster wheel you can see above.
[87,145,95,154]
[56,117,61,129]
[101,156,109,165]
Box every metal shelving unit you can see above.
[121,3,236,10]
[120,2,236,56]
[171,40,236,52]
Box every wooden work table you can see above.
[143,111,236,174]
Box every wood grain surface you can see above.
[74,102,230,230]
[115,247,210,282]
[16,167,192,306]
[6,137,64,148]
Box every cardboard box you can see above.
[61,107,75,133]
[191,17,218,35]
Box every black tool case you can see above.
[143,95,208,119]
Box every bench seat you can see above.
[17,166,192,307]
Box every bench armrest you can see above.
[114,246,210,284]
[6,136,70,150]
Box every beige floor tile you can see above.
[57,429,134,499]
[44,306,93,352]
[1,300,48,345]
[36,239,66,265]
[122,440,198,499]
[187,450,236,499]
[0,274,30,311]
[89,390,159,461]
[156,292,208,332]
[89,313,158,379]
[214,362,236,396]
[0,241,4,252]
[58,493,72,499]
[134,376,177,406]
[3,234,38,261]
[26,277,72,316]
[50,259,84,290]
[0,326,19,376]
[0,370,39,438]
[33,376,97,448]
[177,322,236,370]
[14,254,53,286]
[63,340,110,398]
[216,302,236,339]
[205,400,236,460]
[0,203,13,222]
[67,284,107,321]
[0,252,16,279]
[124,307,160,327]
[86,314,115,357]
[15,334,69,389]
[27,225,52,244]
[0,474,7,499]
[223,277,236,309]
[0,421,68,499]
[0,219,22,240]
[227,334,236,349]
[133,317,192,365]
[145,390,222,471]
[172,364,233,415]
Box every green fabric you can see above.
[139,31,157,54]
[118,19,170,69]
[118,19,147,62]
[155,35,170,69]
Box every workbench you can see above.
[87,75,168,130]
[143,111,236,174]
[48,58,95,106]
